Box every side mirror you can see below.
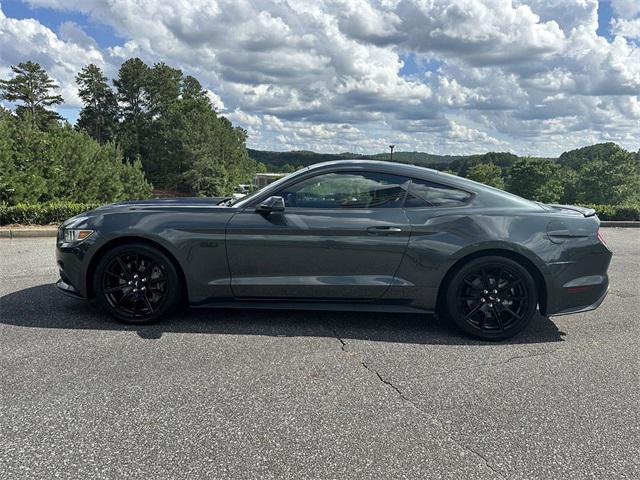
[255,196,285,214]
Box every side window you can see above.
[405,179,471,207]
[277,172,409,209]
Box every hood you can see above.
[107,197,231,207]
[61,197,232,228]
[90,196,232,212]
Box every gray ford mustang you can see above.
[55,160,612,340]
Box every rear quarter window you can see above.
[404,179,471,208]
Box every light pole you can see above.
[389,144,395,162]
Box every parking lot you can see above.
[1,229,638,479]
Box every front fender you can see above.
[79,209,235,302]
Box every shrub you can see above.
[0,202,100,225]
[579,204,640,221]
[0,114,152,205]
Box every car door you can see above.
[225,170,412,300]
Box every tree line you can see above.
[252,143,640,206]
[0,59,255,205]
[455,145,640,205]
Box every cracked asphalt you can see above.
[1,228,638,479]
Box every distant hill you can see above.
[248,148,470,171]
[249,148,527,172]
[248,144,636,173]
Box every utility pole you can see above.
[389,145,395,162]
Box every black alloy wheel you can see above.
[94,243,181,323]
[445,256,538,340]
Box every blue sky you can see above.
[1,0,639,156]
[597,0,615,38]
[3,1,121,48]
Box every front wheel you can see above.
[93,243,181,324]
[445,256,538,341]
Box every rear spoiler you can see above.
[546,204,597,217]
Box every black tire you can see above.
[93,242,181,324]
[444,256,537,341]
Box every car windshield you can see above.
[227,170,300,207]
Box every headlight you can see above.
[63,229,94,243]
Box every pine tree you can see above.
[0,61,64,128]
[113,58,149,159]
[75,64,118,143]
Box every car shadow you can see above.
[0,284,565,346]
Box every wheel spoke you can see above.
[464,278,480,291]
[481,269,489,289]
[131,295,139,316]
[503,295,526,301]
[464,303,483,320]
[503,305,522,320]
[499,279,520,292]
[491,305,504,330]
[104,284,129,294]
[114,291,133,308]
[116,257,130,275]
[139,260,150,275]
[141,293,154,314]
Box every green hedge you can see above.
[0,202,101,225]
[580,204,640,221]
[1,201,638,225]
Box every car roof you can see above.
[301,159,471,186]
[303,159,439,177]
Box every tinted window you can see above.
[278,172,409,209]
[404,179,471,207]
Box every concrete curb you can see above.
[600,221,640,228]
[0,228,58,239]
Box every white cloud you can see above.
[447,120,502,145]
[205,90,225,111]
[610,0,640,19]
[0,0,637,156]
[611,17,640,38]
[518,0,598,33]
[398,0,566,66]
[223,108,263,137]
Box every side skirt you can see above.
[191,299,433,315]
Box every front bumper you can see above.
[55,278,86,299]
[55,228,96,299]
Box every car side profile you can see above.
[55,160,612,340]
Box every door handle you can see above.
[366,226,403,235]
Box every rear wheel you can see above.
[93,243,181,324]
[445,256,537,340]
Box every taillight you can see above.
[597,229,608,248]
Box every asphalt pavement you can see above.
[1,229,638,479]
